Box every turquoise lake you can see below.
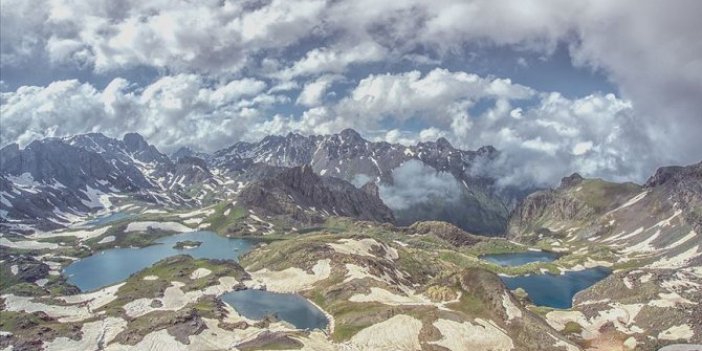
[63,231,255,291]
[221,289,328,330]
[500,267,611,308]
[482,251,610,308]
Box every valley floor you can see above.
[1,205,701,351]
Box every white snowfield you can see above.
[327,238,399,260]
[0,238,60,250]
[347,314,423,350]
[123,277,239,318]
[430,318,514,351]
[2,283,124,323]
[249,259,331,293]
[28,226,111,241]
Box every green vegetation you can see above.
[100,255,247,316]
[571,179,641,212]
[2,282,45,296]
[0,310,87,344]
[562,321,583,334]
[237,333,304,351]
[447,292,489,318]
[202,202,248,234]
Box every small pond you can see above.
[500,267,611,309]
[481,251,559,266]
[221,289,328,330]
[64,231,255,291]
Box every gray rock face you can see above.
[658,345,702,351]
[2,129,521,235]
[211,129,514,234]
[508,161,702,266]
[172,156,212,187]
[645,161,702,234]
[238,165,395,224]
[0,133,194,231]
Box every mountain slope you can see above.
[237,165,395,227]
[211,129,515,234]
[508,162,702,269]
[0,134,200,232]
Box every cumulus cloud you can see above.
[1,0,701,186]
[0,75,279,151]
[379,160,462,210]
[467,92,654,187]
[296,75,341,107]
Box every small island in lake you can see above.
[173,240,202,250]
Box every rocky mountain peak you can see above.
[559,173,584,188]
[276,164,320,193]
[436,137,453,149]
[123,132,149,152]
[477,145,498,157]
[644,162,702,188]
[176,156,208,170]
[238,164,395,225]
[360,181,380,198]
[339,128,363,141]
[171,147,194,162]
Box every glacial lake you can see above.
[500,267,611,309]
[481,251,559,266]
[221,289,328,330]
[64,231,255,291]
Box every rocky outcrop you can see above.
[171,156,212,186]
[508,161,702,268]
[211,129,515,234]
[408,221,483,246]
[0,133,201,232]
[645,161,702,233]
[238,165,395,224]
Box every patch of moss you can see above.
[572,179,641,212]
[100,255,247,316]
[0,310,85,346]
[562,321,583,334]
[447,293,489,318]
[203,202,248,234]
[237,332,304,351]
[2,283,45,296]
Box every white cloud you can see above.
[1,0,701,185]
[296,75,340,107]
[0,75,275,152]
[333,68,534,129]
[276,41,389,79]
[379,160,462,210]
[572,141,593,155]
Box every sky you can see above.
[1,0,701,187]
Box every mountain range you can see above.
[1,130,701,351]
[0,129,516,234]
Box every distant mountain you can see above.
[237,165,395,226]
[1,129,516,235]
[210,129,515,234]
[0,133,191,231]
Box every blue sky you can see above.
[1,0,700,187]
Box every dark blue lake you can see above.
[64,231,255,291]
[481,251,559,266]
[221,289,328,330]
[500,267,611,308]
